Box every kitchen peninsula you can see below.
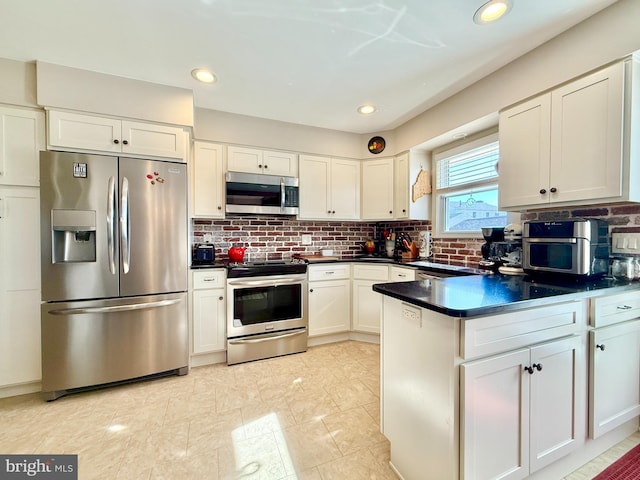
[373,275,640,480]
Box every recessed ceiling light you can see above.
[357,104,377,115]
[191,68,217,83]
[473,0,512,25]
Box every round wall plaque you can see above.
[368,136,385,154]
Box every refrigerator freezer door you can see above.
[40,151,119,302]
[118,157,187,296]
[41,292,188,400]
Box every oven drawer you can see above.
[308,264,350,281]
[193,269,226,289]
[227,327,308,365]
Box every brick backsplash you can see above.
[192,204,640,264]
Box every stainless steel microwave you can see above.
[225,171,299,215]
[522,219,610,277]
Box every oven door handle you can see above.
[524,237,578,244]
[228,277,305,287]
[228,329,306,344]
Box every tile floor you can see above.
[0,340,637,480]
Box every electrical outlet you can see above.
[402,304,422,326]
[301,234,312,245]
[203,233,212,244]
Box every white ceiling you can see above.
[0,0,619,133]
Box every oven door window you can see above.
[529,243,574,270]
[226,181,281,207]
[233,284,302,325]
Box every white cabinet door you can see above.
[262,150,298,176]
[308,279,350,336]
[498,95,551,210]
[192,288,226,353]
[549,62,625,204]
[352,279,383,333]
[48,110,186,160]
[393,152,409,219]
[48,110,122,153]
[589,319,640,438]
[121,120,186,160]
[462,348,530,480]
[191,269,226,354]
[192,141,225,218]
[227,146,263,174]
[299,155,331,219]
[361,158,394,220]
[0,187,41,386]
[0,107,44,187]
[529,335,584,472]
[331,158,360,220]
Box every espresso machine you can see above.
[479,227,504,271]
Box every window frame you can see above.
[432,130,519,239]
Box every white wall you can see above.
[397,0,640,153]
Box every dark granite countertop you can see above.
[373,274,640,318]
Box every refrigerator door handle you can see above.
[48,298,182,316]
[120,176,130,274]
[107,176,117,274]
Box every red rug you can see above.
[593,443,640,480]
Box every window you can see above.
[433,132,518,237]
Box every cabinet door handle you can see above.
[616,305,632,310]
[596,344,606,351]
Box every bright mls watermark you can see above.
[0,455,77,479]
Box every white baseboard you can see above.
[0,381,41,399]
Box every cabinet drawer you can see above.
[308,264,350,281]
[390,266,416,281]
[193,269,226,289]
[352,264,389,281]
[590,291,640,327]
[461,300,586,360]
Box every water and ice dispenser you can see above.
[51,209,97,263]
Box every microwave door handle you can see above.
[280,177,285,212]
[525,238,577,243]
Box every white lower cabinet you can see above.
[352,264,389,334]
[0,187,41,388]
[461,335,585,480]
[308,264,350,336]
[191,269,226,354]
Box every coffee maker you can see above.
[479,227,505,271]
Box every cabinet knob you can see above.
[389,211,393,214]
[258,164,263,168]
[550,187,557,193]
[122,140,129,145]
[327,210,332,214]
[524,366,534,375]
[402,209,406,213]
[113,139,120,144]
[264,164,268,169]
[533,363,543,372]
[218,206,222,210]
[218,296,223,301]
[596,344,606,351]
[332,210,336,214]
[539,188,546,194]
[309,288,314,293]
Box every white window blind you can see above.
[436,141,499,190]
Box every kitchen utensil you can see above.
[228,246,246,262]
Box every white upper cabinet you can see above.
[393,152,409,219]
[227,146,298,176]
[192,141,225,218]
[499,57,637,210]
[299,155,360,220]
[47,110,187,161]
[361,157,394,220]
[0,107,45,187]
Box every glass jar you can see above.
[611,257,636,280]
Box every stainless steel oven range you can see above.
[226,260,308,365]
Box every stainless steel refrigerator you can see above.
[39,151,188,400]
